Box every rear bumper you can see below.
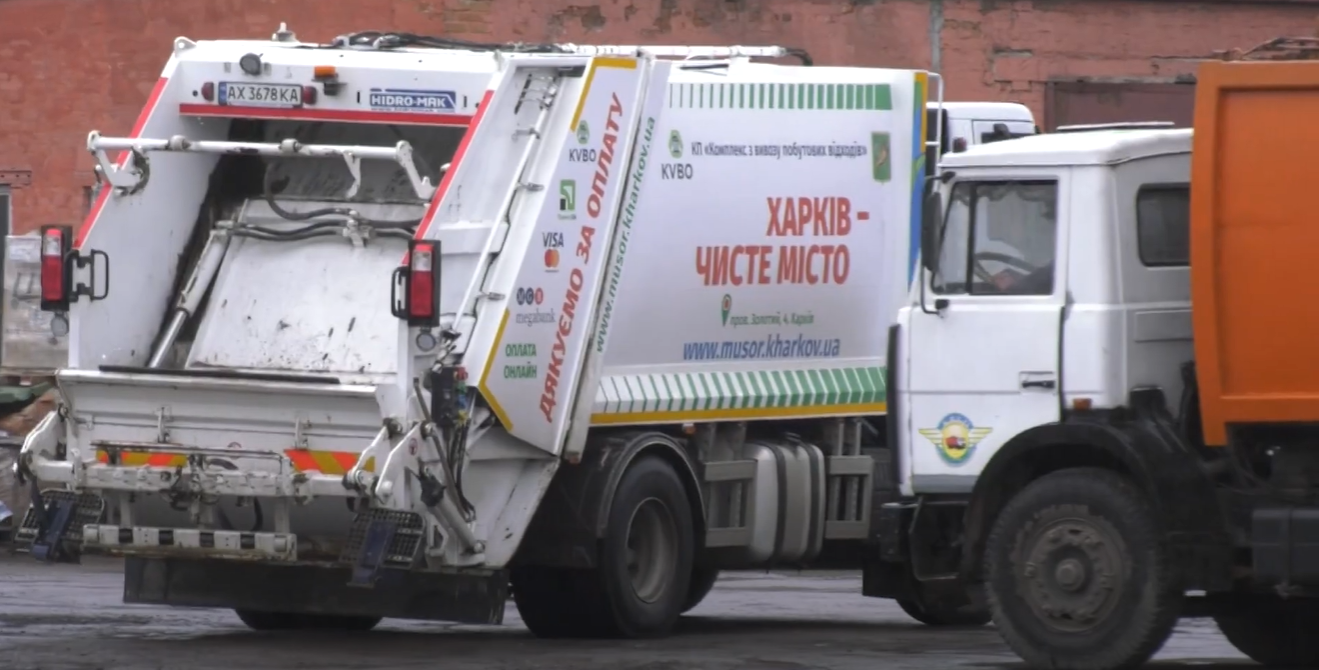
[122,556,507,624]
[82,524,296,561]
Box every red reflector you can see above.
[952,137,968,153]
[40,229,65,303]
[409,244,435,319]
[201,82,215,102]
[301,85,317,105]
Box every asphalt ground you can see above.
[0,555,1254,670]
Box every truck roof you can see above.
[940,127,1191,169]
[931,101,1033,118]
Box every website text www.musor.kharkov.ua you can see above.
[682,333,843,361]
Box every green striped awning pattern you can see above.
[590,366,887,424]
[667,82,893,111]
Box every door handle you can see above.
[1021,379,1056,390]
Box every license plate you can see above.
[217,82,302,108]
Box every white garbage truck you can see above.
[15,26,981,635]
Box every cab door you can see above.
[901,173,1068,494]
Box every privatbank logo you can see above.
[558,179,577,220]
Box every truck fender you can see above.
[511,430,705,569]
[586,431,705,539]
[958,416,1227,587]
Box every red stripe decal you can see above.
[75,76,171,248]
[179,104,472,127]
[331,451,359,472]
[412,88,496,247]
[146,453,178,467]
[284,450,320,472]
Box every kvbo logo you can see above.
[542,231,563,271]
[516,287,545,306]
[661,163,694,180]
[568,148,598,163]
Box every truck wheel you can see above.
[897,595,991,626]
[234,610,381,631]
[985,467,1181,670]
[511,566,606,637]
[1215,600,1319,666]
[681,567,720,614]
[512,454,695,638]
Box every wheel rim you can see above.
[1019,515,1126,633]
[625,497,678,604]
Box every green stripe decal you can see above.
[592,366,886,421]
[667,83,893,111]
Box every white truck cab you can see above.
[926,101,1038,155]
[882,127,1195,669]
[900,127,1192,492]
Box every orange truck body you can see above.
[1191,59,1319,447]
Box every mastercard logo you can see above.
[544,248,560,269]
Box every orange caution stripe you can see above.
[95,449,375,474]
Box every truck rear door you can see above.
[901,173,1067,493]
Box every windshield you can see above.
[932,180,1058,296]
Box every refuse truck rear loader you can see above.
[16,26,979,635]
[883,36,1319,670]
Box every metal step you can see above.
[340,508,424,586]
[15,490,106,563]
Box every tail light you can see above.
[39,225,72,312]
[301,85,318,105]
[391,240,441,327]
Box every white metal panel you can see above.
[171,38,499,124]
[70,57,229,370]
[942,128,1192,169]
[187,226,409,380]
[590,66,929,425]
[901,168,1069,494]
[471,56,651,454]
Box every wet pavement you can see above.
[0,555,1254,670]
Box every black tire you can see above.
[985,467,1182,670]
[234,609,381,632]
[681,567,720,614]
[897,594,991,626]
[513,454,695,639]
[235,609,303,631]
[301,614,382,631]
[1215,599,1319,667]
[511,566,606,637]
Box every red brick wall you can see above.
[1,0,1316,235]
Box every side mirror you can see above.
[920,188,942,275]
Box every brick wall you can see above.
[0,0,1315,234]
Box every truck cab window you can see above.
[932,180,1058,296]
[1136,184,1190,266]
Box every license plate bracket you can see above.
[217,82,303,108]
